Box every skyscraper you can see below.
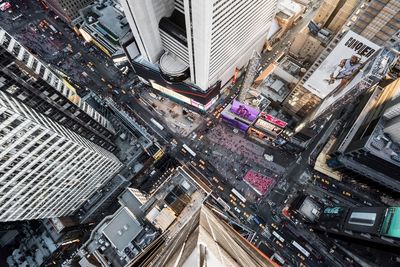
[0,91,123,221]
[327,78,400,192]
[120,0,277,110]
[0,28,123,221]
[138,205,276,267]
[284,0,400,117]
[0,28,117,152]
[351,0,400,46]
[43,0,94,23]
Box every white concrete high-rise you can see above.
[0,28,117,152]
[0,27,123,222]
[0,91,123,222]
[121,0,277,108]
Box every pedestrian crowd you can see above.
[243,170,275,195]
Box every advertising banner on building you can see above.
[380,207,400,238]
[303,30,380,99]
[311,47,394,121]
[262,112,288,128]
[254,119,283,136]
[230,100,260,122]
[221,110,250,132]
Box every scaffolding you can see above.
[238,50,261,103]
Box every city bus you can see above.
[231,188,246,203]
[150,118,164,130]
[217,197,230,211]
[291,240,310,258]
[272,231,285,243]
[182,144,196,157]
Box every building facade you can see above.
[351,0,400,46]
[328,78,400,192]
[0,91,123,221]
[120,0,277,110]
[284,0,400,117]
[44,0,94,23]
[141,205,276,267]
[0,28,117,152]
[313,0,360,33]
[315,206,400,247]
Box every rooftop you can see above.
[344,207,386,235]
[159,52,189,76]
[366,119,400,167]
[297,196,322,222]
[267,18,281,40]
[259,74,291,103]
[82,0,129,39]
[277,56,303,77]
[277,0,304,15]
[102,207,143,252]
[78,166,210,267]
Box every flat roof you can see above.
[83,1,129,38]
[344,207,385,234]
[298,196,321,222]
[364,119,400,168]
[102,207,143,252]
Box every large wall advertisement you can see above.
[230,100,260,123]
[221,101,260,132]
[221,110,250,132]
[303,31,380,99]
[254,119,283,137]
[380,207,400,239]
[311,47,395,121]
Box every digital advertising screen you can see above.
[230,100,260,122]
[262,113,288,128]
[254,119,283,136]
[221,110,250,132]
[303,30,380,99]
[380,207,400,238]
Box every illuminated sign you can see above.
[230,100,260,122]
[254,119,283,136]
[150,81,215,111]
[380,207,400,238]
[232,68,239,84]
[221,111,250,132]
[248,127,274,142]
[262,113,287,128]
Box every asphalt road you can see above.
[0,0,134,96]
[2,1,380,266]
[116,91,349,266]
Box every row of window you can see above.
[1,31,112,132]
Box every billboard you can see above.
[221,111,250,132]
[230,100,260,122]
[311,47,393,121]
[262,113,288,128]
[380,207,400,238]
[254,119,283,136]
[303,30,380,99]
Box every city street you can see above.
[0,0,134,96]
[1,1,393,266]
